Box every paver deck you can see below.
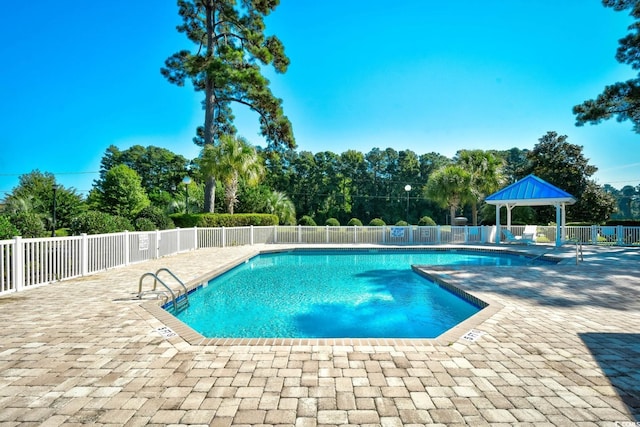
[0,243,639,426]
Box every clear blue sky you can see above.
[1,1,639,197]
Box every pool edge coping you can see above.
[140,244,553,347]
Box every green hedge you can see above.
[171,213,279,228]
[606,220,640,226]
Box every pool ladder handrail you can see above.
[138,268,190,312]
[575,241,583,264]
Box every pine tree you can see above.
[162,0,295,212]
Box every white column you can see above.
[495,205,501,244]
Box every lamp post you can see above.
[404,184,411,224]
[51,183,58,237]
[182,176,192,214]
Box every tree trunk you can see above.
[472,202,478,226]
[204,2,216,147]
[203,2,218,213]
[204,176,216,213]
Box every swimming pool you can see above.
[167,249,546,339]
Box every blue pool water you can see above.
[171,250,538,339]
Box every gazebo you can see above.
[485,174,576,247]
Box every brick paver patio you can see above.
[0,244,638,426]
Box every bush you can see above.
[10,212,47,238]
[395,220,409,226]
[135,206,174,230]
[69,211,134,235]
[298,215,317,226]
[606,219,640,226]
[347,218,362,226]
[418,216,436,226]
[135,217,157,231]
[369,218,386,226]
[0,216,19,239]
[171,213,279,228]
[325,218,340,226]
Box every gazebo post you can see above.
[555,203,562,247]
[562,203,568,243]
[495,205,501,244]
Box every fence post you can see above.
[155,230,161,259]
[409,226,413,243]
[194,226,198,250]
[326,225,329,243]
[13,236,23,293]
[250,225,254,246]
[124,230,130,265]
[617,225,624,246]
[81,233,89,275]
[382,226,386,244]
[222,227,226,247]
[298,225,302,243]
[274,226,278,244]
[354,226,357,243]
[437,226,442,244]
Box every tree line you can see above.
[2,130,635,239]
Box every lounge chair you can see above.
[522,225,537,241]
[502,229,535,245]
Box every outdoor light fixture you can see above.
[182,176,192,214]
[404,184,411,224]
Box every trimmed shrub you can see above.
[418,216,436,226]
[69,211,134,235]
[135,206,174,230]
[395,220,409,226]
[135,217,157,231]
[298,215,317,226]
[369,218,386,226]
[347,218,362,226]
[606,220,640,226]
[325,218,340,226]
[171,213,279,228]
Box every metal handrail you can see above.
[576,241,583,264]
[155,268,189,300]
[138,272,178,311]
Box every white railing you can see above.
[1,224,638,296]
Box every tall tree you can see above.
[162,0,295,212]
[200,135,264,214]
[424,165,473,224]
[88,165,150,220]
[96,145,190,206]
[455,149,504,225]
[573,1,640,132]
[520,131,615,223]
[2,170,85,230]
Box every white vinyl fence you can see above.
[1,224,638,296]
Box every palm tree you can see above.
[456,150,505,225]
[266,191,296,225]
[200,135,264,214]
[424,165,473,224]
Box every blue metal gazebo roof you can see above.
[485,174,576,206]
